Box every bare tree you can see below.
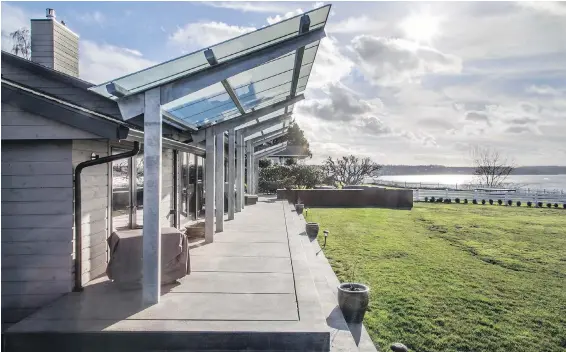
[10,28,31,59]
[323,155,382,185]
[471,146,515,188]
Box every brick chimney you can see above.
[31,8,79,77]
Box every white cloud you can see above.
[308,36,354,89]
[1,3,41,53]
[202,2,298,14]
[77,11,105,25]
[526,85,564,97]
[266,9,304,25]
[79,41,156,84]
[350,35,462,86]
[169,21,255,51]
[327,16,387,34]
[516,1,566,16]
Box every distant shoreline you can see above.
[380,166,566,176]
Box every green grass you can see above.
[305,203,566,352]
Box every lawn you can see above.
[305,203,566,352]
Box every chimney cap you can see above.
[46,8,56,19]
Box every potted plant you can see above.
[337,262,369,324]
[306,222,319,238]
[295,198,305,215]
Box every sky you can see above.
[2,1,566,166]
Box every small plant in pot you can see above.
[489,199,494,205]
[305,221,319,239]
[295,198,305,215]
[464,199,468,204]
[497,199,503,205]
[527,201,532,207]
[337,262,369,324]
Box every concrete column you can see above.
[142,87,162,305]
[235,131,243,213]
[228,129,236,220]
[204,129,215,243]
[254,159,259,195]
[215,132,224,232]
[246,140,252,197]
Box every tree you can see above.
[10,28,31,59]
[272,123,312,157]
[258,159,272,168]
[284,158,297,166]
[258,164,324,192]
[322,155,382,185]
[471,146,515,188]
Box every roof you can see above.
[89,5,331,131]
[270,145,311,158]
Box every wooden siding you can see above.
[1,140,74,327]
[1,103,99,140]
[72,140,110,285]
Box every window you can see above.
[111,147,144,230]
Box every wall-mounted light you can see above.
[91,153,99,160]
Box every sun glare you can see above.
[400,13,440,44]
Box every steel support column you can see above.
[228,129,236,220]
[142,87,162,305]
[235,131,243,212]
[215,132,225,232]
[246,140,252,196]
[204,129,215,242]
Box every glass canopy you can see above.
[89,5,330,130]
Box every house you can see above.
[1,6,326,331]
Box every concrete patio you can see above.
[4,196,377,351]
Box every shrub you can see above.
[489,199,494,205]
[430,196,436,203]
[448,198,452,203]
[424,196,429,202]
[497,199,503,205]
[464,199,468,204]
[554,203,559,208]
[472,199,478,204]
[516,201,521,207]
[507,200,513,206]
[455,198,460,203]
[563,203,566,209]
[547,203,552,208]
[437,197,444,203]
[481,199,486,205]
[537,202,543,208]
[527,201,532,207]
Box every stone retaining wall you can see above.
[277,188,413,209]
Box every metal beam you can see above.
[255,144,287,159]
[243,116,293,139]
[251,129,288,147]
[290,15,311,97]
[254,142,288,158]
[114,28,325,120]
[204,48,247,115]
[191,96,302,143]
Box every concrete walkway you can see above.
[5,197,329,351]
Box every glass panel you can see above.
[111,148,130,230]
[89,5,330,99]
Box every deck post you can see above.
[205,129,215,242]
[246,140,252,197]
[235,131,243,213]
[142,87,162,305]
[215,132,225,232]
[228,129,236,219]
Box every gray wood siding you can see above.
[1,103,99,140]
[1,140,74,326]
[72,140,110,285]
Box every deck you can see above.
[5,197,376,351]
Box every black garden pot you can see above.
[337,283,369,324]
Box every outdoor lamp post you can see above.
[323,230,329,248]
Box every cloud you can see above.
[465,111,491,125]
[505,125,532,134]
[1,3,41,53]
[79,41,156,84]
[350,35,462,86]
[509,117,537,125]
[77,11,106,25]
[526,85,564,96]
[169,21,255,51]
[516,1,566,16]
[327,16,387,34]
[266,9,304,25]
[308,36,354,89]
[201,2,298,14]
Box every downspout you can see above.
[172,150,179,228]
[73,142,140,292]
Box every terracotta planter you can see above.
[295,203,304,215]
[306,222,319,238]
[337,283,369,324]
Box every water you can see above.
[378,174,566,191]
